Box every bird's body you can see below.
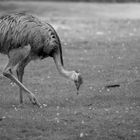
[0,13,62,61]
[0,12,82,106]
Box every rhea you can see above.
[0,13,83,107]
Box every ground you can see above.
[0,1,140,140]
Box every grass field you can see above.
[0,1,140,140]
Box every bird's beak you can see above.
[74,74,83,95]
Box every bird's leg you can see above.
[9,69,14,85]
[16,57,30,104]
[16,67,24,104]
[4,69,40,106]
[3,46,41,107]
[3,67,40,106]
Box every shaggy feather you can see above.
[0,12,63,65]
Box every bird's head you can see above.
[73,71,83,95]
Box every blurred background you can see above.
[0,0,140,2]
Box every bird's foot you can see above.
[29,96,41,108]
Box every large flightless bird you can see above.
[0,12,83,107]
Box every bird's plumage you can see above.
[0,12,82,106]
[0,12,63,65]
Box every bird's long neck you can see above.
[53,54,76,81]
[58,68,76,81]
